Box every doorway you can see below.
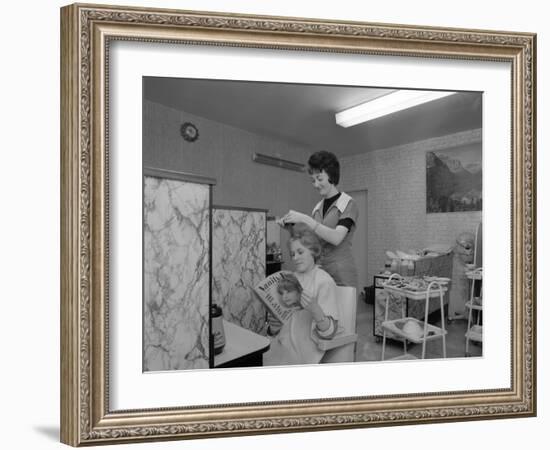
[348,189,368,295]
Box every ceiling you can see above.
[144,77,482,157]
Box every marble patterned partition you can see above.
[143,175,210,371]
[212,208,267,334]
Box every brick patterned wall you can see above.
[341,129,482,283]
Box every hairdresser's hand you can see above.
[275,217,286,228]
[282,210,316,228]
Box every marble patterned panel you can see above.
[212,209,267,334]
[143,176,210,372]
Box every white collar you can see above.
[312,192,352,215]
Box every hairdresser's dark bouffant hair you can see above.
[307,151,340,185]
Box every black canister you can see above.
[211,304,226,355]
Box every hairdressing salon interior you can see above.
[142,77,483,372]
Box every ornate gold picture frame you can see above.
[60,3,536,446]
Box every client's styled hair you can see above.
[287,223,322,263]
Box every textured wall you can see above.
[212,208,267,334]
[143,99,319,269]
[143,176,210,372]
[143,99,317,216]
[340,129,482,283]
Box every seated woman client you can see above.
[264,226,339,366]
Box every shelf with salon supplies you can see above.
[381,317,447,345]
[382,278,449,300]
[465,324,483,343]
[465,267,483,280]
[465,265,483,355]
[465,297,483,311]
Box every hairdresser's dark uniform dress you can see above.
[312,192,358,288]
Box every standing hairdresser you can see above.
[280,151,358,287]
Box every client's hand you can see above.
[301,292,333,333]
[266,312,283,336]
[300,291,325,323]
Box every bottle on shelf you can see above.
[211,304,226,355]
[407,259,415,276]
[400,259,409,276]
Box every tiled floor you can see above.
[354,299,482,362]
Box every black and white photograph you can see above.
[142,77,484,371]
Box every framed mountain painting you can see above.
[427,144,482,213]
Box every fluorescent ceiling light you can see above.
[335,90,456,128]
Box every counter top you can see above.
[214,320,271,368]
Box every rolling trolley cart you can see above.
[381,274,449,360]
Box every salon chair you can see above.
[319,286,358,363]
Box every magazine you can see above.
[254,271,350,347]
[253,270,297,324]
